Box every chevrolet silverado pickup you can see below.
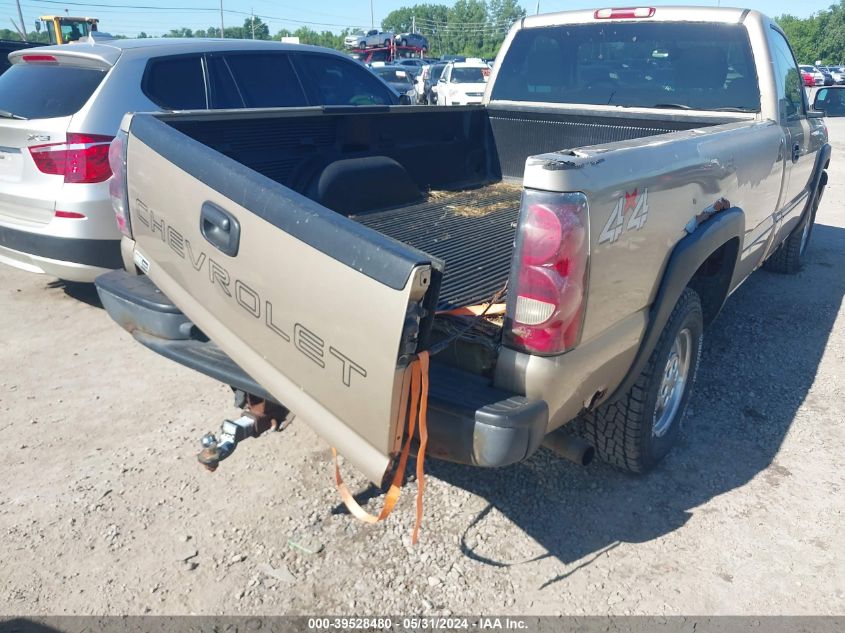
[96,7,829,486]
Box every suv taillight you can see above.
[504,191,589,355]
[107,130,131,237]
[29,133,114,183]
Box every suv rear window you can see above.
[491,22,760,112]
[0,63,106,119]
[143,55,206,110]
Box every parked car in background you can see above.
[801,69,815,87]
[422,61,447,105]
[0,39,44,75]
[436,60,490,106]
[395,57,429,72]
[817,66,835,85]
[825,65,845,85]
[799,65,825,86]
[0,39,399,283]
[345,29,394,49]
[370,63,417,103]
[394,32,428,50]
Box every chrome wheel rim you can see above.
[653,328,692,437]
[800,217,812,255]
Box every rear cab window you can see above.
[142,55,207,110]
[491,22,761,112]
[0,61,106,119]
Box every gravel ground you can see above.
[1,120,844,617]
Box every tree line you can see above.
[776,0,845,65]
[0,0,525,58]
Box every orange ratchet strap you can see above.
[332,351,430,544]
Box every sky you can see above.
[2,0,835,38]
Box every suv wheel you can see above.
[764,177,825,274]
[582,288,704,473]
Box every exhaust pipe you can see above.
[543,431,595,466]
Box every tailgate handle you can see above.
[200,202,240,257]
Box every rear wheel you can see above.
[582,288,704,473]
[764,177,825,274]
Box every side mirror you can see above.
[398,94,412,106]
[438,77,446,83]
[812,88,828,113]
[34,20,40,32]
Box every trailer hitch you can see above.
[197,395,291,472]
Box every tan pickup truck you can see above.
[96,7,829,486]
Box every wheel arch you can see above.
[604,207,745,406]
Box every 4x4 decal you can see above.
[599,188,650,244]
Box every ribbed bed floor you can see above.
[352,184,521,310]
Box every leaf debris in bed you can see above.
[427,182,522,217]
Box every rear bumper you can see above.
[0,224,121,282]
[96,269,548,468]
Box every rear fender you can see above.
[605,207,745,405]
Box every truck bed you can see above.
[160,106,729,311]
[352,182,521,310]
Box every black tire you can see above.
[764,177,825,274]
[582,288,704,473]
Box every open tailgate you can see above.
[125,114,439,484]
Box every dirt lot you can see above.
[2,121,844,617]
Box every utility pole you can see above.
[370,0,374,29]
[412,15,415,34]
[535,1,540,14]
[14,0,26,40]
[251,8,255,39]
[219,0,225,38]
[10,18,25,41]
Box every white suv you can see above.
[436,60,490,106]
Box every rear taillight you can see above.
[504,191,589,355]
[594,7,655,19]
[107,130,131,237]
[29,133,114,184]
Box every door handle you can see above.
[791,143,801,162]
[200,202,240,257]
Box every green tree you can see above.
[243,16,270,40]
[445,0,488,56]
[776,14,823,63]
[166,27,194,38]
[485,0,524,56]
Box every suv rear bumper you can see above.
[95,269,548,468]
[0,225,121,282]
